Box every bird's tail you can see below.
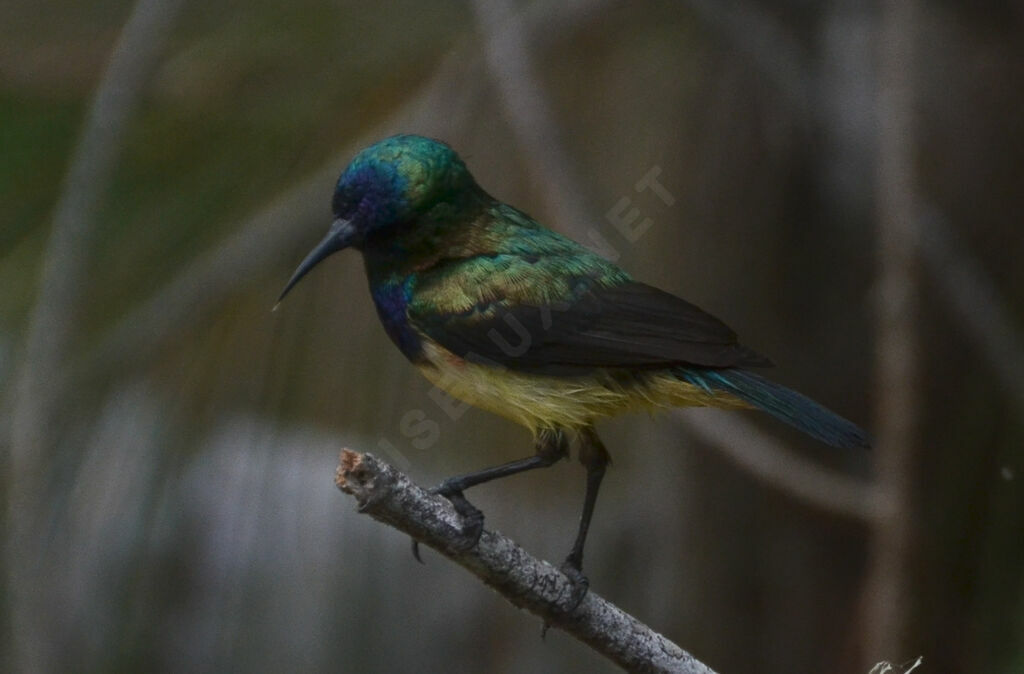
[677,368,871,449]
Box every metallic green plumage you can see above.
[278,134,870,602]
[408,202,632,319]
[279,134,868,448]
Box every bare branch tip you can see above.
[335,449,366,493]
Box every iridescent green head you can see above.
[278,135,476,303]
[333,134,475,237]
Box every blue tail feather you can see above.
[678,368,871,449]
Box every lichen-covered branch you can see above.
[335,450,718,674]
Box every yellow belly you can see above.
[416,341,749,434]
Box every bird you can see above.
[277,134,870,604]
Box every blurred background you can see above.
[2,0,1022,672]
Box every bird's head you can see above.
[277,134,474,304]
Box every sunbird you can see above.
[278,134,869,600]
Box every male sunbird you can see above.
[278,134,869,598]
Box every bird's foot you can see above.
[411,483,485,563]
[435,485,485,551]
[539,555,590,638]
[558,555,590,613]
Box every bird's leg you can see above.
[560,426,609,611]
[412,429,569,561]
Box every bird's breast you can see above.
[413,341,745,433]
[415,340,612,432]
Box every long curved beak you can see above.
[275,218,357,308]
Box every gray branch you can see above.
[334,450,718,674]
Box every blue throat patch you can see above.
[370,277,422,360]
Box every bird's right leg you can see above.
[412,429,569,560]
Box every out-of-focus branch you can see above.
[474,0,881,523]
[83,0,893,531]
[684,0,1024,417]
[469,0,596,236]
[5,1,186,673]
[918,208,1024,415]
[864,0,921,666]
[677,411,888,522]
[9,0,186,467]
[680,0,810,111]
[335,450,718,674]
[80,163,338,377]
[79,0,611,383]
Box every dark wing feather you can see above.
[415,280,772,376]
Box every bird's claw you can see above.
[411,537,426,564]
[558,556,590,613]
[539,558,590,638]
[410,484,485,562]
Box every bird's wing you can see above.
[410,268,772,376]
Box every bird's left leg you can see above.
[412,429,569,560]
[560,426,610,610]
